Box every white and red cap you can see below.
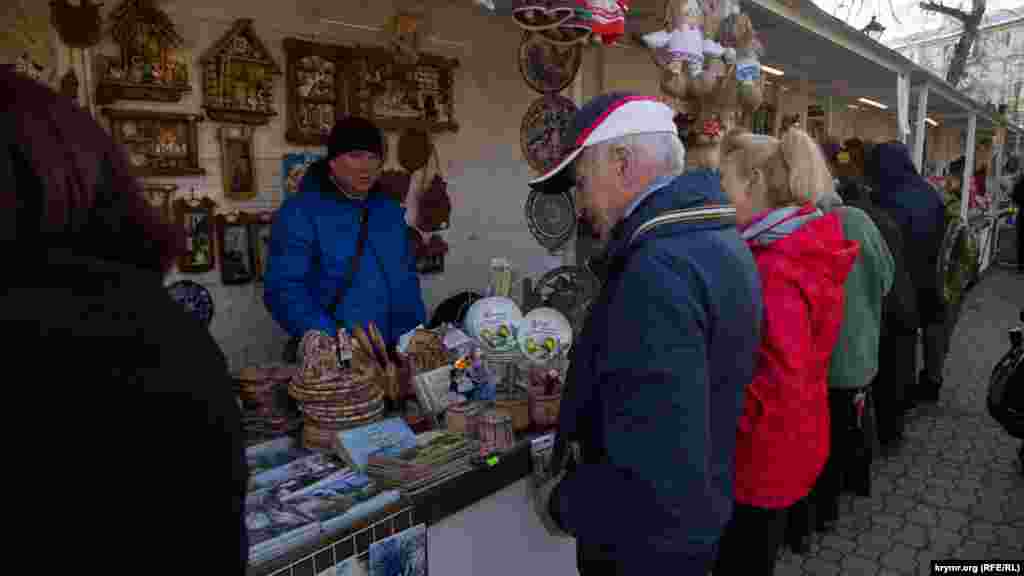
[528,93,679,187]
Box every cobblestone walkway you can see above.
[776,268,1024,576]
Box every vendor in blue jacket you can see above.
[529,93,763,574]
[264,117,426,353]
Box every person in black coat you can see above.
[0,69,248,573]
[837,177,920,446]
[867,143,947,404]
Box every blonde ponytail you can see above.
[779,128,833,205]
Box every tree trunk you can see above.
[919,0,986,88]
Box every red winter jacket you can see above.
[735,203,859,509]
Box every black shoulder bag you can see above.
[284,205,370,363]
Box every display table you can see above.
[248,437,577,576]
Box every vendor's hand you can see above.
[530,471,572,539]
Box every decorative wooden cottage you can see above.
[200,19,282,125]
[96,0,192,105]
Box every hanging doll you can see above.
[641,0,704,101]
[693,0,727,97]
[732,12,764,110]
[716,0,741,64]
[584,0,631,45]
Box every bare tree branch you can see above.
[887,0,902,25]
[919,0,986,86]
[918,1,971,21]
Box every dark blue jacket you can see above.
[866,142,946,325]
[551,170,763,574]
[264,162,426,346]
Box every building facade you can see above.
[890,9,1024,125]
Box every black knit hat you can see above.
[327,116,384,161]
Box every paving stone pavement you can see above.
[775,268,1024,576]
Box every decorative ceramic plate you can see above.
[525,185,576,252]
[521,94,578,174]
[518,32,582,94]
[518,307,573,363]
[464,296,523,353]
[533,266,600,335]
[166,279,214,327]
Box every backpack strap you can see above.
[628,204,737,247]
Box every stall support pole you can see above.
[961,113,978,223]
[913,84,929,173]
[897,73,911,145]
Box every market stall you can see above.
[12,0,1022,574]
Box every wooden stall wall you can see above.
[59,0,575,370]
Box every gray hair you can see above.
[587,132,686,178]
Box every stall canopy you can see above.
[743,0,902,109]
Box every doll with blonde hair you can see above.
[714,127,860,573]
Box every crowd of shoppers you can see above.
[532,92,960,575]
[10,65,980,575]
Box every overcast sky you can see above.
[811,0,1023,43]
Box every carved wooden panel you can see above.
[103,108,204,177]
[346,45,459,133]
[201,19,282,125]
[283,38,348,146]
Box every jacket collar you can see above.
[741,203,823,246]
[589,169,730,280]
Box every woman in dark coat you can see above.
[0,69,248,572]
[837,177,920,446]
[867,142,947,404]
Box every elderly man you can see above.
[529,93,763,574]
[265,116,426,359]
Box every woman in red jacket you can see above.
[715,128,859,574]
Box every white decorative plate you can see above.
[518,307,572,362]
[464,296,523,353]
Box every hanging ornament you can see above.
[386,7,429,66]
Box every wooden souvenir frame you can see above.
[144,183,177,224]
[200,19,282,125]
[283,38,349,146]
[103,108,204,177]
[217,211,255,285]
[346,45,459,133]
[219,125,257,201]
[249,211,274,282]
[96,0,192,105]
[174,197,217,273]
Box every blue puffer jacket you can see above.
[264,162,426,346]
[551,170,763,574]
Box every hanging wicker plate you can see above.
[525,185,576,252]
[533,265,600,335]
[398,128,432,173]
[518,32,582,94]
[537,15,593,46]
[512,0,575,31]
[521,94,578,174]
[166,280,215,328]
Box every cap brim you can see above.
[528,146,585,187]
